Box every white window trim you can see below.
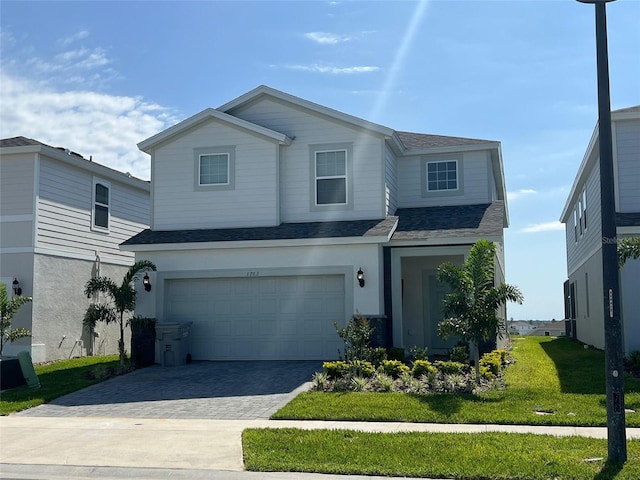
[309,143,353,212]
[194,146,235,192]
[91,178,110,233]
[421,154,464,198]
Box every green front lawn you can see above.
[0,355,120,415]
[273,337,640,426]
[243,428,640,479]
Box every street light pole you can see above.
[577,0,626,464]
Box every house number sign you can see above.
[246,271,260,277]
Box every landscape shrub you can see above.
[450,344,469,364]
[379,359,410,378]
[347,360,375,378]
[334,313,374,362]
[388,347,406,362]
[628,350,640,370]
[350,376,369,392]
[409,346,429,361]
[433,360,466,375]
[372,372,395,392]
[479,351,504,376]
[323,361,349,379]
[411,359,437,378]
[370,347,387,366]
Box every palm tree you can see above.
[0,283,32,356]
[84,260,156,366]
[618,237,640,268]
[437,239,524,383]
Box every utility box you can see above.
[155,322,192,366]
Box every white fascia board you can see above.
[618,226,640,236]
[138,108,292,153]
[612,109,640,121]
[397,141,502,157]
[560,124,599,222]
[389,234,504,248]
[219,85,394,138]
[121,235,392,253]
[1,144,150,191]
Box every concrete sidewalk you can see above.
[2,416,640,478]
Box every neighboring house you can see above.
[122,85,510,361]
[0,137,150,362]
[560,106,640,355]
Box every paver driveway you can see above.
[16,361,321,419]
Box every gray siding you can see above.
[616,119,640,213]
[565,161,602,276]
[37,155,148,262]
[620,258,640,354]
[152,119,280,229]
[384,144,398,215]
[0,152,35,216]
[396,150,491,208]
[229,98,385,222]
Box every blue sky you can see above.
[1,1,639,320]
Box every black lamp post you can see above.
[577,0,626,464]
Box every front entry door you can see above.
[423,271,459,354]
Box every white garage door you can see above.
[165,275,345,360]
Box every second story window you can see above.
[427,160,458,191]
[92,179,110,231]
[316,149,347,205]
[199,153,229,185]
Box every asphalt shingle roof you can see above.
[122,202,505,247]
[395,131,497,150]
[122,216,399,246]
[0,136,48,148]
[391,202,505,241]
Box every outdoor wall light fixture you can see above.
[357,268,365,288]
[143,273,152,292]
[12,278,22,296]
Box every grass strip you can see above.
[273,337,640,426]
[0,355,119,415]
[243,428,640,480]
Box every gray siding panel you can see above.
[385,144,398,215]
[36,156,149,261]
[616,119,640,213]
[0,153,35,216]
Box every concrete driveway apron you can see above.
[15,361,321,419]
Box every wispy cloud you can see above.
[283,64,379,74]
[0,71,177,180]
[507,188,537,201]
[305,32,351,45]
[58,30,90,47]
[520,221,565,233]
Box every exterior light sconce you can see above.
[12,278,22,296]
[357,268,365,288]
[143,274,152,292]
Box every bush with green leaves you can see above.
[334,313,375,362]
[411,359,437,378]
[409,346,429,361]
[379,359,410,378]
[388,347,405,362]
[0,283,32,356]
[322,361,349,379]
[434,360,466,375]
[347,360,375,378]
[370,347,387,366]
[450,344,469,364]
[371,372,395,392]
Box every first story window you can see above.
[199,153,229,185]
[315,149,347,205]
[92,178,110,231]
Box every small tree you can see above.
[334,312,374,362]
[618,237,640,268]
[436,239,524,383]
[84,260,156,366]
[0,283,32,356]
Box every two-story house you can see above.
[122,85,509,361]
[560,106,640,355]
[0,137,150,362]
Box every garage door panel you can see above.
[165,275,345,360]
